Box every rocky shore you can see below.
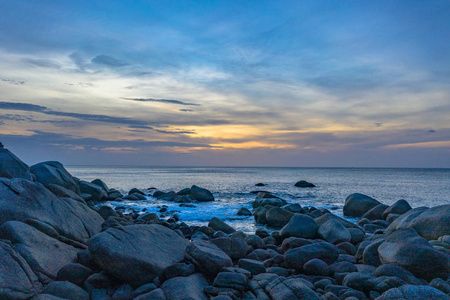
[0,146,449,300]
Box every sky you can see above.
[0,1,449,167]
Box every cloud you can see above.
[180,109,194,112]
[121,97,200,106]
[374,123,383,127]
[128,125,195,135]
[382,141,450,149]
[0,102,47,112]
[1,78,26,85]
[22,58,61,69]
[91,55,129,67]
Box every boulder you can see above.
[285,242,339,271]
[265,277,320,300]
[252,195,286,209]
[190,185,214,202]
[30,161,80,194]
[128,187,145,195]
[43,281,89,300]
[161,273,208,300]
[0,178,103,243]
[315,213,359,229]
[185,239,232,276]
[56,263,94,286]
[343,193,381,217]
[79,181,107,201]
[238,259,266,275]
[45,184,85,203]
[362,204,389,221]
[210,237,248,260]
[91,179,109,193]
[213,272,249,292]
[378,228,449,280]
[376,284,449,300]
[265,207,294,228]
[88,224,189,285]
[294,180,316,188]
[208,217,235,234]
[382,200,412,220]
[0,147,33,180]
[135,288,165,300]
[237,207,252,216]
[255,183,265,187]
[248,273,279,299]
[317,220,351,244]
[253,206,268,224]
[279,214,318,239]
[0,240,42,299]
[162,262,195,281]
[281,203,303,214]
[303,258,330,276]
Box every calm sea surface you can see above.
[66,167,450,233]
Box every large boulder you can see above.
[88,224,189,285]
[385,205,450,240]
[0,240,42,299]
[161,273,208,300]
[185,239,232,276]
[362,204,389,221]
[279,214,318,239]
[317,220,351,244]
[30,161,80,195]
[315,213,360,229]
[378,228,449,280]
[0,147,33,180]
[343,193,381,217]
[376,284,449,300]
[43,281,89,300]
[0,178,103,243]
[208,217,235,234]
[294,180,316,188]
[382,199,412,220]
[265,207,294,228]
[210,237,248,260]
[190,185,214,202]
[79,181,107,201]
[284,242,339,271]
[0,221,79,284]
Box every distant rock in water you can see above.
[190,185,214,202]
[255,183,266,187]
[237,207,252,216]
[294,180,316,188]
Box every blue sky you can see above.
[0,1,449,167]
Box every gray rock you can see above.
[362,204,389,221]
[0,147,33,180]
[43,281,89,300]
[252,194,287,209]
[185,239,232,276]
[382,200,412,220]
[375,264,423,285]
[265,207,294,228]
[238,259,266,275]
[213,272,249,292]
[56,263,93,286]
[318,220,351,244]
[0,178,103,243]
[376,284,449,300]
[190,185,214,202]
[30,161,80,194]
[430,278,450,295]
[134,288,166,300]
[210,237,248,260]
[33,294,68,300]
[97,206,117,220]
[280,237,312,253]
[378,228,449,280]
[237,207,252,216]
[284,242,339,271]
[343,193,381,217]
[0,240,42,299]
[245,234,265,249]
[303,258,330,276]
[281,203,304,213]
[79,181,107,201]
[162,262,195,281]
[91,179,109,193]
[161,273,208,300]
[0,221,79,283]
[279,213,318,239]
[315,213,359,229]
[329,261,357,275]
[265,277,320,300]
[408,205,450,240]
[253,206,268,224]
[128,188,145,195]
[111,284,133,300]
[294,180,316,188]
[363,239,384,267]
[208,217,235,234]
[248,273,279,299]
[45,184,86,203]
[342,272,375,293]
[90,289,110,300]
[347,228,365,244]
[88,224,189,285]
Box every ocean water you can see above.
[66,166,450,233]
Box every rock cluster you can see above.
[0,147,448,300]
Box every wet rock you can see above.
[161,273,208,300]
[0,221,79,284]
[376,284,449,300]
[91,179,109,194]
[378,228,449,280]
[279,214,318,239]
[190,185,214,202]
[0,240,42,299]
[89,224,189,285]
[318,220,351,244]
[79,181,107,201]
[43,281,89,300]
[237,207,252,216]
[362,204,389,221]
[281,203,304,214]
[185,239,232,276]
[253,206,268,224]
[265,207,294,228]
[285,242,339,271]
[294,180,316,188]
[255,183,266,187]
[208,217,236,234]
[97,206,117,220]
[343,193,381,217]
[382,200,412,220]
[245,234,265,250]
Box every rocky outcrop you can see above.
[0,147,33,180]
[30,161,80,195]
[0,178,103,243]
[88,224,189,285]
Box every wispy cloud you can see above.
[91,55,129,67]
[1,78,26,85]
[121,97,200,106]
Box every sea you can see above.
[66,166,450,234]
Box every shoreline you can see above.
[0,146,449,299]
